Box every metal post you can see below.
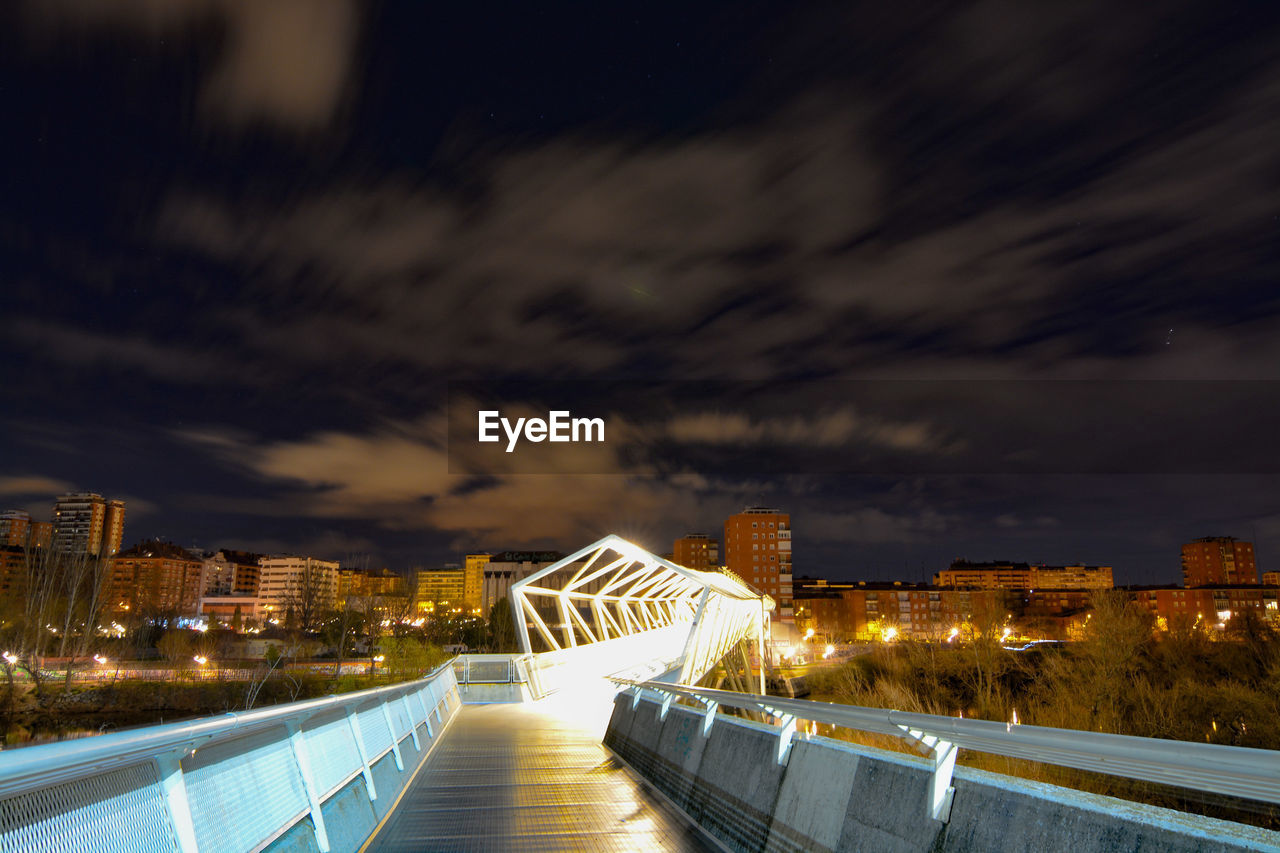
[929,739,958,822]
[381,703,405,771]
[415,685,434,738]
[286,722,331,852]
[701,700,718,736]
[400,695,421,750]
[155,752,200,853]
[774,713,797,764]
[758,598,767,694]
[346,708,378,800]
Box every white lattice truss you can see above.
[510,535,773,685]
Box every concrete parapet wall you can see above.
[604,693,1280,853]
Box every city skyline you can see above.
[0,487,1266,592]
[4,3,1280,583]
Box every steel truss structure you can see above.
[510,535,773,686]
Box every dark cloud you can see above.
[4,1,1280,577]
[23,0,361,131]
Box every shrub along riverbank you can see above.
[803,591,1280,828]
[0,637,447,745]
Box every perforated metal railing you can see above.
[0,662,461,853]
[618,679,1280,824]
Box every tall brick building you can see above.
[1182,537,1257,587]
[725,507,792,621]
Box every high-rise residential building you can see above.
[725,507,792,621]
[416,565,465,612]
[51,493,125,556]
[111,541,204,616]
[673,534,719,570]
[102,500,125,556]
[1263,571,1279,587]
[464,554,490,613]
[934,561,1114,591]
[257,556,340,622]
[1182,537,1257,587]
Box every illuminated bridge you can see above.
[1,536,1278,852]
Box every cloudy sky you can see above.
[3,1,1279,583]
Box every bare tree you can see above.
[326,597,364,678]
[56,550,113,687]
[14,546,63,697]
[279,563,335,633]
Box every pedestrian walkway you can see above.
[364,692,719,852]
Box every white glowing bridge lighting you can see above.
[510,534,773,688]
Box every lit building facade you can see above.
[464,553,490,612]
[725,507,792,621]
[111,541,204,616]
[52,493,125,557]
[416,565,465,611]
[338,567,404,602]
[673,534,719,570]
[257,556,340,616]
[934,561,1113,590]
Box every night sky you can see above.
[4,2,1280,584]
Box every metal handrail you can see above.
[0,661,456,801]
[617,679,1280,811]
